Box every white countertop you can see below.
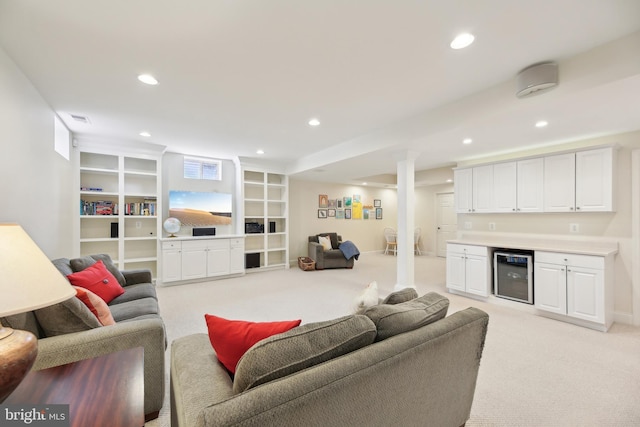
[160,234,245,241]
[448,233,618,257]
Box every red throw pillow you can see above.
[73,286,116,326]
[66,260,125,303]
[205,314,301,374]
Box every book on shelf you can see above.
[81,200,118,216]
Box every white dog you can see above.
[353,281,378,314]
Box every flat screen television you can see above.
[168,190,232,227]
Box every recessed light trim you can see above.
[535,120,548,128]
[450,33,475,49]
[256,149,265,155]
[138,74,158,85]
[139,131,151,137]
[308,118,320,126]
[463,138,473,145]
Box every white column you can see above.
[394,150,420,291]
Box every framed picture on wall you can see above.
[345,208,352,219]
[328,199,337,209]
[318,209,327,218]
[336,209,345,219]
[319,194,328,208]
[328,209,336,217]
[374,199,381,207]
[336,199,343,209]
[375,208,383,219]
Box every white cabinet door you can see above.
[575,148,613,212]
[472,165,494,213]
[534,261,567,315]
[493,162,517,213]
[446,252,466,292]
[162,249,182,283]
[181,242,208,280]
[207,247,230,277]
[229,238,245,274]
[454,168,473,213]
[517,158,544,212]
[465,254,489,297]
[544,153,576,212]
[567,266,604,323]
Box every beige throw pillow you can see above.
[318,235,332,251]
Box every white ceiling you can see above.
[1,0,639,186]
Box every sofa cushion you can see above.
[66,260,125,303]
[73,286,115,326]
[51,257,73,277]
[109,297,159,322]
[1,312,42,338]
[109,282,157,305]
[34,296,102,337]
[363,292,449,341]
[205,315,302,374]
[381,287,419,305]
[70,254,126,287]
[233,314,377,393]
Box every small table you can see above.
[6,347,144,427]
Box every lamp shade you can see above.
[0,224,75,317]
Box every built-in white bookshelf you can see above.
[77,142,164,277]
[243,169,288,271]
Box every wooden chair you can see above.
[414,227,422,255]
[384,227,397,255]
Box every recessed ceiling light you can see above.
[535,120,548,128]
[450,33,475,49]
[138,74,158,85]
[463,138,473,144]
[139,131,151,137]
[362,182,368,186]
[308,118,320,126]
[256,149,265,155]
[446,179,453,183]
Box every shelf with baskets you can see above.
[77,147,162,277]
[242,168,288,271]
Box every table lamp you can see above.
[0,224,76,402]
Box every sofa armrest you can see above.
[122,269,153,286]
[308,242,325,269]
[34,318,166,417]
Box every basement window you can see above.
[184,157,221,181]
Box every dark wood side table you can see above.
[5,347,144,427]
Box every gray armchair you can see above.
[308,233,354,270]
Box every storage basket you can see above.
[298,256,315,271]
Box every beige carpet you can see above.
[148,253,640,426]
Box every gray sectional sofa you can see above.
[170,291,489,427]
[0,254,166,421]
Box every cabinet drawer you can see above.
[535,251,604,269]
[229,238,244,248]
[206,239,229,250]
[448,244,487,257]
[181,240,209,250]
[162,241,181,250]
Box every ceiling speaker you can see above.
[516,62,558,98]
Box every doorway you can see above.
[436,192,456,257]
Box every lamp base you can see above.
[0,326,38,403]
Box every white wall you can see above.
[0,47,74,257]
[288,180,397,261]
[162,152,238,237]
